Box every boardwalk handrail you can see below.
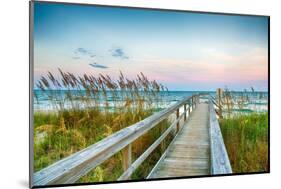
[33,94,200,186]
[210,95,223,118]
[209,96,232,174]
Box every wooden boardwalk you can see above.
[33,95,232,187]
[148,103,210,178]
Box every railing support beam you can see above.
[122,144,132,177]
[184,104,187,121]
[176,108,180,133]
[188,101,191,115]
[191,96,194,111]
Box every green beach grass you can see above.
[34,109,172,182]
[219,112,268,173]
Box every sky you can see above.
[33,2,269,91]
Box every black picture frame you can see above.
[29,1,270,188]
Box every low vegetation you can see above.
[34,69,172,182]
[34,73,269,180]
[218,87,268,173]
[219,112,268,173]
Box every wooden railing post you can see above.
[217,88,223,118]
[160,124,165,152]
[192,96,195,109]
[188,100,191,114]
[184,104,187,121]
[176,108,180,133]
[122,144,132,177]
[192,96,195,111]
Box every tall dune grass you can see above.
[219,113,268,172]
[34,69,172,182]
[218,86,267,117]
[218,87,268,172]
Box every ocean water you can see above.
[33,90,268,113]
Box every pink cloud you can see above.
[128,47,268,88]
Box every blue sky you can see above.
[34,2,269,91]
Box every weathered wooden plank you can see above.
[157,167,209,174]
[209,98,232,174]
[169,148,209,155]
[166,153,209,159]
[170,143,209,148]
[159,162,209,170]
[148,103,210,179]
[156,169,208,177]
[163,158,209,167]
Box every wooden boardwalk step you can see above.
[148,103,210,179]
